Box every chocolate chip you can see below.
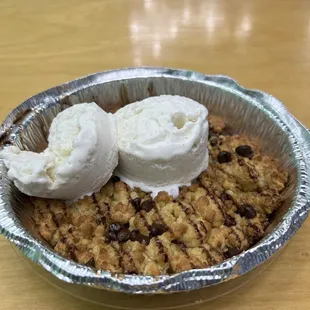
[208,131,217,139]
[85,257,95,268]
[250,233,261,244]
[236,204,257,219]
[117,228,130,242]
[129,230,139,241]
[167,266,174,274]
[106,230,117,242]
[92,193,98,203]
[68,227,73,234]
[224,247,242,259]
[141,199,155,212]
[235,145,254,159]
[150,223,166,237]
[217,151,232,164]
[122,222,130,229]
[68,244,76,252]
[131,197,142,211]
[109,223,122,232]
[220,192,232,201]
[183,207,191,215]
[237,158,245,166]
[224,215,236,227]
[129,230,150,245]
[60,236,67,243]
[111,176,120,183]
[52,214,59,227]
[210,136,218,146]
[68,244,77,260]
[248,224,261,243]
[95,217,104,226]
[139,235,150,245]
[267,210,276,221]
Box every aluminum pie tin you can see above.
[0,67,310,296]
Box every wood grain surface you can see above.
[1,0,310,309]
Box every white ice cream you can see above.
[0,102,118,201]
[115,95,209,198]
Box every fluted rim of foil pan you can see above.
[0,67,310,294]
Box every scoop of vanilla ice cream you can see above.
[115,95,209,198]
[0,102,118,201]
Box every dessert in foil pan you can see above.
[0,68,310,299]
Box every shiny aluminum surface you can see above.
[0,68,309,294]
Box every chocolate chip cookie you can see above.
[31,115,288,276]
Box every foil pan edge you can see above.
[0,67,310,294]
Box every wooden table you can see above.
[1,0,310,309]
